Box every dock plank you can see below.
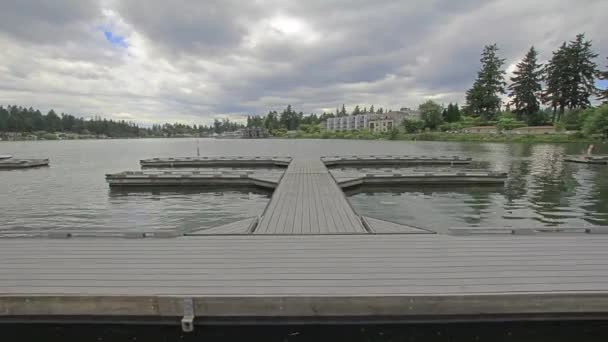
[2,235,608,322]
[255,159,366,234]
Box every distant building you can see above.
[321,109,420,132]
[217,127,269,139]
[241,127,269,138]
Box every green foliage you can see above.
[465,44,507,121]
[439,122,464,132]
[299,124,320,134]
[418,100,444,129]
[583,105,608,138]
[527,109,550,126]
[599,57,608,104]
[496,117,517,131]
[561,108,594,131]
[40,133,58,140]
[388,128,400,140]
[444,103,461,123]
[278,105,302,131]
[402,119,424,133]
[272,128,288,137]
[543,34,599,121]
[337,104,348,117]
[0,105,220,138]
[509,46,543,123]
[460,116,482,127]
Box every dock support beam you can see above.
[181,298,195,332]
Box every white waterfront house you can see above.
[321,108,420,132]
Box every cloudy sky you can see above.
[0,0,606,125]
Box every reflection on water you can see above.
[349,144,608,232]
[0,138,607,232]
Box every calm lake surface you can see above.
[1,138,607,233]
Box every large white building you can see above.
[321,108,420,132]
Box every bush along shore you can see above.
[283,104,608,143]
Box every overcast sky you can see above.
[0,0,606,125]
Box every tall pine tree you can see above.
[566,34,598,110]
[598,57,608,104]
[508,46,543,124]
[465,44,506,121]
[543,42,569,121]
[338,104,347,117]
[543,34,598,121]
[444,103,461,123]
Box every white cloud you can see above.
[0,0,606,124]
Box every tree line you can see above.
[246,103,397,133]
[465,33,607,124]
[0,105,244,138]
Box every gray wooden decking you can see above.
[254,159,366,234]
[2,234,608,324]
[362,216,434,234]
[0,158,49,169]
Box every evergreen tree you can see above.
[369,105,375,114]
[441,108,448,121]
[544,34,599,121]
[0,106,8,131]
[339,104,347,117]
[597,58,608,104]
[362,107,368,114]
[508,46,543,123]
[444,103,461,123]
[45,110,62,132]
[465,44,506,121]
[377,107,384,114]
[565,34,598,110]
[543,42,568,121]
[279,105,293,129]
[352,105,361,115]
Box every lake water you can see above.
[1,138,607,234]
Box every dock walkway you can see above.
[5,155,608,328]
[3,234,608,325]
[254,159,366,234]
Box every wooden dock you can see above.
[106,170,283,189]
[2,234,608,328]
[565,155,608,165]
[331,169,507,189]
[322,155,472,167]
[140,156,291,168]
[254,159,366,234]
[5,155,608,329]
[0,158,49,169]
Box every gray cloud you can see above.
[0,0,606,124]
[0,0,100,44]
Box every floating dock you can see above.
[0,158,49,169]
[3,155,608,330]
[106,170,283,189]
[140,156,291,168]
[322,155,472,167]
[564,155,608,165]
[332,169,507,189]
[3,234,608,329]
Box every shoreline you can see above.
[1,133,604,144]
[286,132,604,143]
